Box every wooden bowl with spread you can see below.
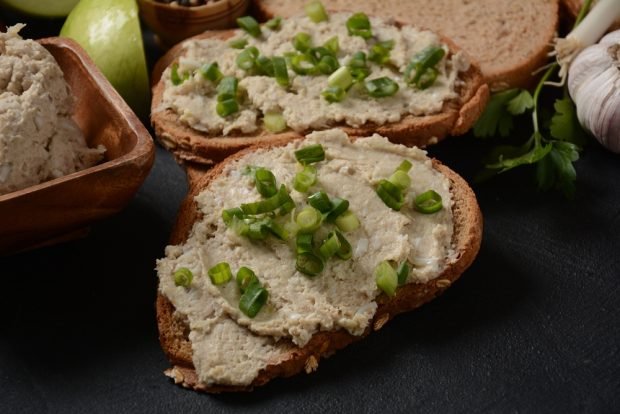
[0,37,155,255]
[138,0,250,48]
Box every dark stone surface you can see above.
[1,9,619,414]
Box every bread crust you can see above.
[150,24,489,166]
[156,137,483,393]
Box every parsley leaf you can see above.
[507,90,534,115]
[536,141,580,198]
[485,132,552,173]
[550,97,587,146]
[473,89,520,138]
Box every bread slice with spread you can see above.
[155,129,483,392]
[151,10,488,165]
[254,0,560,91]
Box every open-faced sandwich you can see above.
[155,129,483,392]
[151,6,488,165]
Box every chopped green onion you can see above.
[216,76,238,101]
[254,168,277,197]
[349,51,367,68]
[368,40,395,65]
[346,12,372,39]
[208,262,232,285]
[376,179,405,211]
[237,16,261,38]
[319,231,341,260]
[200,62,222,83]
[295,144,325,165]
[272,56,290,87]
[396,262,409,285]
[293,165,317,193]
[239,282,268,318]
[310,46,333,60]
[404,45,445,89]
[308,191,333,213]
[222,207,244,225]
[290,53,317,75]
[296,206,323,233]
[170,63,188,86]
[375,260,397,296]
[263,112,287,133]
[247,219,270,240]
[414,190,443,214]
[216,99,239,117]
[173,267,193,287]
[417,67,439,89]
[236,47,258,71]
[334,230,352,260]
[334,210,360,232]
[348,52,370,82]
[305,0,328,23]
[236,266,259,293]
[296,233,314,254]
[328,66,353,90]
[293,32,312,52]
[325,197,349,222]
[317,55,340,75]
[265,16,282,30]
[266,220,289,240]
[398,160,412,172]
[229,37,248,49]
[230,215,250,236]
[388,170,411,190]
[256,55,274,76]
[323,36,339,54]
[241,184,290,215]
[322,86,346,103]
[296,252,324,276]
[350,67,371,83]
[277,187,295,216]
[364,77,399,97]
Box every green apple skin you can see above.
[61,0,150,120]
[0,0,80,18]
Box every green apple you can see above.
[0,0,80,18]
[61,0,150,120]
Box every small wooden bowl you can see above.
[0,37,155,255]
[138,0,250,48]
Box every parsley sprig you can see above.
[473,66,586,198]
[473,2,591,198]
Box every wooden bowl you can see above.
[137,0,249,48]
[0,37,155,255]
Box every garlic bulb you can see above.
[568,30,620,153]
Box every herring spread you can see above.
[0,25,105,196]
[157,12,470,136]
[156,129,455,386]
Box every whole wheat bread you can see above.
[253,0,559,91]
[156,135,483,392]
[151,22,489,166]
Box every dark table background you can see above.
[1,8,619,414]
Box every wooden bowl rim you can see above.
[137,0,249,14]
[0,36,155,203]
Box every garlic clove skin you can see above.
[568,30,620,154]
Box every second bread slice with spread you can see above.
[151,11,488,165]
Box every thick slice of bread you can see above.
[151,22,489,166]
[156,134,483,392]
[253,0,559,91]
